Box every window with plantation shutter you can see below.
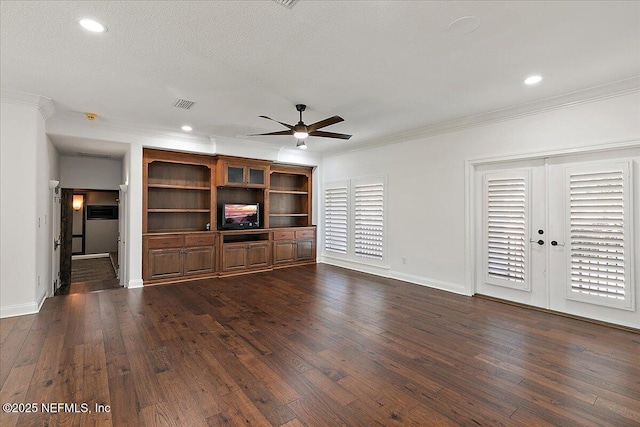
[566,161,633,308]
[483,170,530,290]
[354,182,384,260]
[324,184,348,254]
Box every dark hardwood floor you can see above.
[1,264,638,426]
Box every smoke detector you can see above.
[85,112,97,120]
[273,0,299,9]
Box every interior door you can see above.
[475,148,639,328]
[475,159,548,308]
[547,148,639,328]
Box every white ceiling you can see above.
[1,1,639,154]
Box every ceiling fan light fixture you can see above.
[293,131,308,139]
[296,139,307,149]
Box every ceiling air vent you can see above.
[77,152,111,159]
[273,0,299,9]
[173,99,196,110]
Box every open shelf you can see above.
[269,190,308,195]
[148,209,210,213]
[269,216,310,228]
[148,161,210,188]
[147,211,211,233]
[148,184,211,190]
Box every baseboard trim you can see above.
[319,256,466,296]
[72,253,109,260]
[389,271,467,296]
[475,294,640,333]
[319,256,390,277]
[0,301,40,318]
[128,279,144,289]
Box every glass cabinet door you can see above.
[226,166,244,184]
[248,167,265,185]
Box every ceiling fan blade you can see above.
[249,130,294,136]
[307,116,344,132]
[309,130,352,140]
[259,116,294,130]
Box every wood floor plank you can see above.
[1,264,638,426]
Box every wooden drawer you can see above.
[147,235,184,249]
[295,229,315,239]
[185,233,216,247]
[273,230,295,241]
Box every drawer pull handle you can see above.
[162,242,169,245]
[197,239,203,243]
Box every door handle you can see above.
[53,239,61,250]
[551,241,565,247]
[529,239,544,245]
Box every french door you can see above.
[475,148,639,328]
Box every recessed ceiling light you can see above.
[181,125,193,132]
[78,18,107,33]
[524,75,543,85]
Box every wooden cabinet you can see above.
[220,231,271,275]
[272,227,316,266]
[142,149,316,284]
[184,246,216,276]
[143,232,217,282]
[144,149,215,233]
[216,157,269,188]
[148,248,183,279]
[269,164,312,228]
[221,241,271,274]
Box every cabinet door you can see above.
[183,246,215,276]
[225,164,245,185]
[247,243,270,268]
[247,166,266,187]
[273,241,296,264]
[296,239,315,261]
[222,244,247,271]
[149,248,183,279]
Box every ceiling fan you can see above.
[250,104,352,144]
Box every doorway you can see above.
[473,147,639,328]
[57,189,122,295]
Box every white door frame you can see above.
[49,181,61,297]
[119,184,128,288]
[464,138,640,297]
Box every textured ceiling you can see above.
[1,1,639,153]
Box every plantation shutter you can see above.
[484,171,530,290]
[566,161,632,307]
[354,182,384,260]
[324,184,348,254]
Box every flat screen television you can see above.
[222,203,260,229]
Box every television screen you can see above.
[223,203,259,229]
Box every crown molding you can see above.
[323,76,640,159]
[0,89,56,120]
[48,110,214,144]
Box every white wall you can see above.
[60,156,122,190]
[84,191,119,254]
[1,100,56,317]
[321,92,640,295]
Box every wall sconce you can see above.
[72,195,84,211]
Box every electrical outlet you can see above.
[402,257,407,265]
[37,275,41,287]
